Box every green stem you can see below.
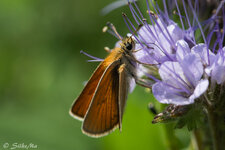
[204,85,225,150]
[163,123,181,150]
[192,129,202,150]
[159,104,182,150]
[206,107,219,150]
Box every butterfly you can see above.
[70,23,146,137]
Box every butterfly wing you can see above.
[118,64,130,131]
[70,61,108,120]
[82,60,121,137]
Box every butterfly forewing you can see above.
[70,62,108,120]
[82,60,121,137]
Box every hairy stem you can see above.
[205,84,225,150]
[192,129,202,150]
[206,108,219,150]
[163,123,181,150]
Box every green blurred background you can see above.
[0,0,190,150]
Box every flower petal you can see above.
[152,82,191,105]
[180,53,203,86]
[206,47,225,84]
[191,43,215,65]
[134,44,159,64]
[189,79,209,103]
[158,24,184,54]
[176,40,191,61]
[159,61,186,87]
[212,65,225,84]
[167,24,184,43]
[138,24,157,43]
[129,78,136,93]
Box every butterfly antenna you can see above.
[106,22,123,41]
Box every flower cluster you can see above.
[124,0,225,106]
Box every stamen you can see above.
[147,2,176,49]
[128,1,140,25]
[187,0,208,64]
[146,0,160,38]
[147,12,159,40]
[148,14,176,60]
[154,12,176,48]
[163,82,191,95]
[221,7,225,49]
[148,0,159,15]
[162,0,169,18]
[162,63,193,93]
[130,1,146,25]
[155,2,170,25]
[133,0,145,19]
[212,38,220,53]
[182,0,192,29]
[206,25,217,48]
[211,0,225,19]
[216,24,223,50]
[140,24,173,61]
[140,20,156,42]
[174,0,185,30]
[122,13,145,48]
[127,1,145,26]
[192,0,198,27]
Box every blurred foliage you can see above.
[0,0,191,150]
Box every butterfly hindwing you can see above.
[118,64,129,130]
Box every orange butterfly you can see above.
[70,23,144,137]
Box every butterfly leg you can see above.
[125,54,158,66]
[135,78,153,89]
[128,71,152,89]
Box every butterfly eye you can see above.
[125,43,132,50]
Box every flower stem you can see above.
[192,129,202,150]
[206,107,220,150]
[204,85,225,150]
[163,123,181,150]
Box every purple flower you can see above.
[206,47,225,84]
[123,0,225,105]
[135,21,185,64]
[152,42,209,105]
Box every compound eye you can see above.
[126,43,132,50]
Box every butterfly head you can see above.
[120,36,135,51]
